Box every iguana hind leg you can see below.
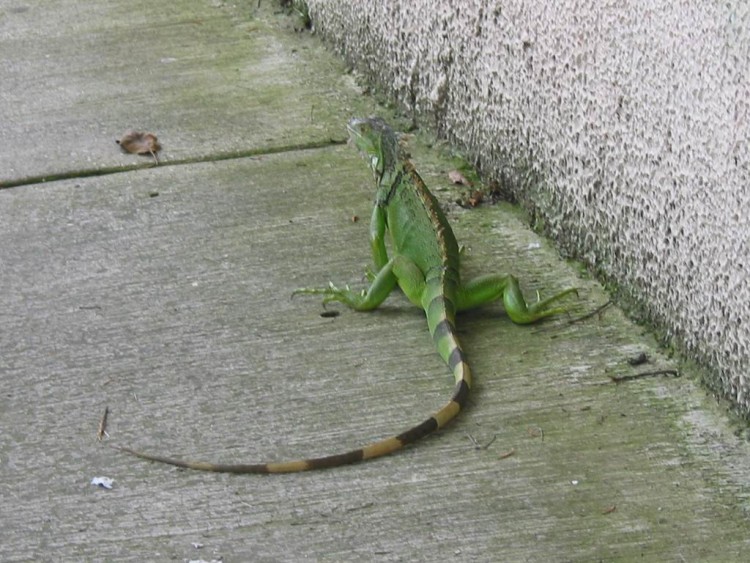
[456,274,577,324]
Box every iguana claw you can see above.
[508,286,579,324]
[292,281,367,308]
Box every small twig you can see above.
[609,369,680,384]
[497,448,516,460]
[567,301,612,325]
[466,433,497,450]
[97,406,110,441]
[344,502,375,513]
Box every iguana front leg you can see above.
[457,274,578,324]
[293,256,399,311]
[363,202,394,283]
[370,203,390,271]
[294,202,400,310]
[293,252,431,311]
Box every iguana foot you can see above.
[292,282,367,308]
[528,287,579,316]
[504,278,578,325]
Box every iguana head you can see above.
[347,117,400,182]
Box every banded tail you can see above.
[112,276,470,474]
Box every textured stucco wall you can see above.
[305,1,750,412]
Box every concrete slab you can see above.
[2,1,750,561]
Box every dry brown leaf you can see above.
[467,189,484,207]
[457,189,485,208]
[116,130,161,163]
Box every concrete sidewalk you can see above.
[2,1,749,561]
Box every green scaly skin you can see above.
[112,117,577,474]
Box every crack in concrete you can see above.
[0,137,347,190]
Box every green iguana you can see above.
[113,117,576,474]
